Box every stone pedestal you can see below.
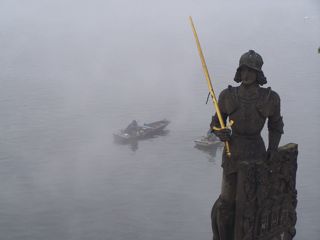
[234,143,298,240]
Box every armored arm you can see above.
[267,91,284,152]
[210,89,231,142]
[210,112,228,131]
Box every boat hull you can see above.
[113,119,170,143]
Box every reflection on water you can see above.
[194,143,223,162]
[130,140,139,152]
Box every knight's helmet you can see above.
[234,50,267,85]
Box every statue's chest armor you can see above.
[229,97,266,135]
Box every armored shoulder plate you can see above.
[256,87,280,118]
[218,85,239,115]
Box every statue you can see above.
[210,50,298,240]
[188,17,297,239]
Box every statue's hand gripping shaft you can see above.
[212,120,234,141]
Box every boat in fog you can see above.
[113,119,170,143]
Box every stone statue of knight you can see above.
[210,50,297,240]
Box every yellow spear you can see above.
[189,16,232,157]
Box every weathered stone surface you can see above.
[234,143,298,240]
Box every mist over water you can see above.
[0,0,319,239]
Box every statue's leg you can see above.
[211,172,237,240]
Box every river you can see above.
[0,0,319,239]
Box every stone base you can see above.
[234,143,298,240]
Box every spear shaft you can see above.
[189,16,231,157]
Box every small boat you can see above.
[194,131,220,148]
[113,119,170,143]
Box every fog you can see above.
[0,0,319,239]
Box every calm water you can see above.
[0,0,319,239]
